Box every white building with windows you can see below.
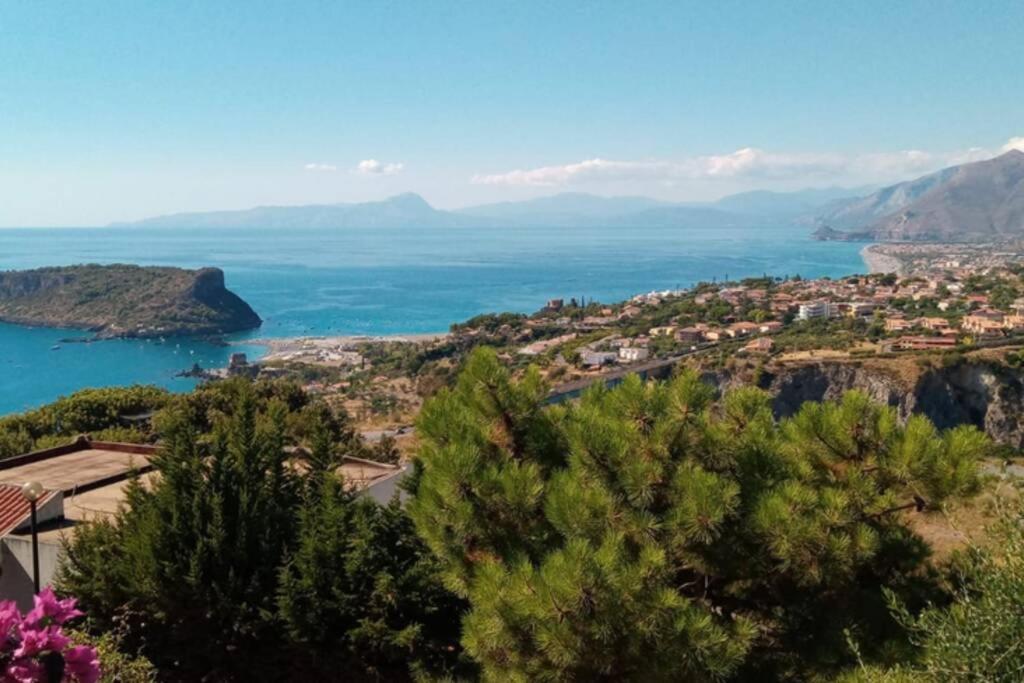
[797,301,837,321]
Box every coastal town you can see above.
[210,242,1024,436]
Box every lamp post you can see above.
[21,481,44,594]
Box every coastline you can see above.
[860,244,903,275]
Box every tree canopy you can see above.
[409,348,988,681]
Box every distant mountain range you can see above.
[117,193,476,230]
[116,151,1024,242]
[115,187,869,231]
[814,150,1024,242]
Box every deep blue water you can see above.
[0,225,865,414]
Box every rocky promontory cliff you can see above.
[703,353,1024,448]
[0,264,261,338]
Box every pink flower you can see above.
[4,658,41,683]
[13,625,70,659]
[63,645,101,683]
[0,589,100,682]
[0,601,21,642]
[24,587,83,628]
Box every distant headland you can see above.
[0,264,261,339]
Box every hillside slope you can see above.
[816,150,1024,241]
[0,265,261,338]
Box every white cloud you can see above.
[470,149,848,186]
[1003,137,1024,154]
[304,162,338,172]
[471,158,668,186]
[356,159,404,176]
[471,137,1024,189]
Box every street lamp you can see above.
[21,481,44,594]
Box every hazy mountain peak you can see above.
[380,192,432,209]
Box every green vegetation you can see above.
[841,501,1024,682]
[769,317,870,352]
[887,503,1024,681]
[410,348,987,681]
[64,628,157,683]
[0,265,260,337]
[451,311,528,334]
[22,348,1009,681]
[0,385,169,458]
[58,382,467,681]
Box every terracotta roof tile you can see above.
[0,484,57,537]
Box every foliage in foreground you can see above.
[64,628,156,683]
[59,384,466,681]
[409,348,988,681]
[842,499,1024,683]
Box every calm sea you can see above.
[0,225,865,414]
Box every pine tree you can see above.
[409,348,988,681]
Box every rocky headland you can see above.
[0,264,261,339]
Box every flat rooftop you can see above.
[27,472,158,545]
[0,438,158,546]
[0,439,156,495]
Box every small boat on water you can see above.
[50,345,61,351]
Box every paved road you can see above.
[361,426,414,443]
[547,343,714,404]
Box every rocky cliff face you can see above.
[705,358,1024,447]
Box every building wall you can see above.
[0,537,62,610]
[359,464,412,505]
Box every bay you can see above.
[0,225,866,414]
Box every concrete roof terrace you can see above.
[0,437,156,495]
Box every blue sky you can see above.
[1,1,1023,226]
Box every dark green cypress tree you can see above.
[62,386,468,680]
[278,477,469,680]
[60,386,301,679]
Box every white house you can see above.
[618,346,650,362]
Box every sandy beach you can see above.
[860,245,903,275]
[244,332,450,363]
